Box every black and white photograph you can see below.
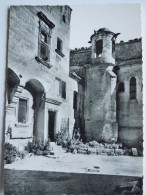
[0,1,145,194]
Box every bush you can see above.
[5,143,19,164]
[18,151,27,159]
[56,129,71,147]
[25,138,52,156]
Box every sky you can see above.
[69,4,141,49]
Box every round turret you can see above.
[89,28,120,64]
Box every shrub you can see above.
[5,143,19,164]
[18,151,27,159]
[25,138,52,156]
[56,129,71,147]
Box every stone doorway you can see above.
[48,111,56,141]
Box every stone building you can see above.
[5,6,78,147]
[5,6,142,149]
[70,28,142,147]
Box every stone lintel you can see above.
[44,98,62,106]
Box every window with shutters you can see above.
[18,99,27,123]
[55,77,66,99]
[35,12,55,68]
[73,91,78,109]
[130,77,136,99]
[96,39,103,56]
[55,38,65,58]
[61,81,66,99]
[40,30,50,61]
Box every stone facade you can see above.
[70,29,142,147]
[116,40,142,147]
[5,6,78,147]
[5,6,142,148]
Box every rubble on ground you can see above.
[61,139,135,156]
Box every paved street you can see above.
[4,143,143,194]
[5,143,143,177]
[4,169,141,195]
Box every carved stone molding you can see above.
[44,98,62,106]
[37,12,55,29]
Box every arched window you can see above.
[118,82,124,93]
[130,77,136,99]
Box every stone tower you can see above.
[84,28,120,142]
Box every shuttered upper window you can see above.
[61,81,66,99]
[55,77,66,99]
[35,12,55,68]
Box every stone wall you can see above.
[84,64,118,142]
[6,6,77,145]
[117,62,142,147]
[70,47,91,67]
[70,39,142,147]
[116,39,142,62]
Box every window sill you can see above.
[55,49,65,58]
[15,123,29,128]
[128,99,138,104]
[10,136,32,140]
[35,56,52,68]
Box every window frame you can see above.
[55,37,65,58]
[55,77,66,99]
[18,98,28,124]
[39,28,51,62]
[57,38,63,53]
[62,15,66,23]
[61,81,66,99]
[35,12,55,68]
[118,82,125,93]
[130,77,136,100]
[96,39,103,56]
[73,91,78,109]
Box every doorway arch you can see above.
[25,79,45,141]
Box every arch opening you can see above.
[25,79,45,108]
[24,79,45,141]
[7,68,20,104]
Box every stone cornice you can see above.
[37,12,55,29]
